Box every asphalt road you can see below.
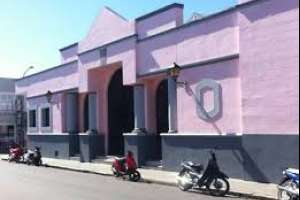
[0,161,252,200]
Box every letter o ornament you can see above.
[195,79,222,121]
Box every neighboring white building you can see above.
[0,78,16,152]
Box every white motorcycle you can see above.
[24,147,42,166]
[177,151,230,197]
[278,168,299,200]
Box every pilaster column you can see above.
[88,93,97,132]
[168,77,178,133]
[66,92,78,134]
[133,85,146,134]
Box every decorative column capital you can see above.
[132,128,147,135]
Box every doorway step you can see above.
[142,160,163,170]
[69,154,81,161]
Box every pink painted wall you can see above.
[27,92,65,133]
[239,0,299,134]
[79,7,135,53]
[176,12,239,65]
[15,1,299,137]
[87,64,121,153]
[136,6,183,39]
[16,62,79,98]
[79,37,137,93]
[106,37,137,85]
[137,30,178,75]
[60,44,78,64]
[142,74,167,134]
[137,11,239,75]
[177,59,242,134]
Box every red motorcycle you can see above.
[8,144,24,163]
[112,151,141,182]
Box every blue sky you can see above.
[0,0,236,78]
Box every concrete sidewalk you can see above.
[0,154,278,200]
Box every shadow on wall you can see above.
[80,38,135,66]
[240,0,298,22]
[168,72,273,182]
[180,60,239,85]
[143,11,237,72]
[163,137,271,183]
[239,147,270,183]
[184,83,223,134]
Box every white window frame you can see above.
[28,106,38,133]
[40,104,53,133]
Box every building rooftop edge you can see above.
[58,3,183,53]
[16,60,78,82]
[104,6,129,21]
[59,42,79,52]
[135,3,184,22]
[137,0,265,43]
[0,77,17,80]
[78,34,137,56]
[17,0,265,83]
[58,0,263,53]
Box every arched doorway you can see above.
[155,79,169,160]
[108,69,134,156]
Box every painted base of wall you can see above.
[27,133,299,183]
[27,134,77,159]
[161,134,299,183]
[0,137,14,153]
[27,133,105,161]
[79,134,105,162]
[242,134,299,183]
[124,133,159,166]
[0,141,10,153]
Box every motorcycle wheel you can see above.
[16,157,23,164]
[112,165,120,177]
[129,171,141,182]
[207,177,230,197]
[278,179,299,200]
[8,155,13,163]
[177,170,193,192]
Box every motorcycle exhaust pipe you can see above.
[278,186,299,196]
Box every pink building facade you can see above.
[15,0,299,183]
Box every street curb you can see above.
[0,158,277,200]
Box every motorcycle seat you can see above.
[185,162,204,172]
[287,168,299,175]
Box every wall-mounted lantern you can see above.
[168,62,187,87]
[169,62,182,78]
[46,91,53,103]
